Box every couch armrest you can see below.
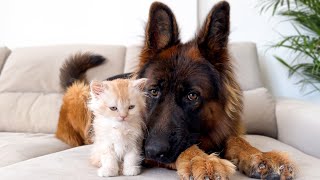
[276,98,320,158]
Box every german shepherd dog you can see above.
[56,1,296,179]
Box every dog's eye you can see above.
[188,93,198,101]
[150,89,159,97]
[128,105,135,110]
[109,107,117,111]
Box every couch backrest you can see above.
[0,42,277,138]
[0,47,11,74]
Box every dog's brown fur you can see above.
[55,1,296,179]
[177,145,236,180]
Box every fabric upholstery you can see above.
[276,99,320,159]
[0,93,62,133]
[0,135,318,179]
[0,45,126,93]
[0,132,70,168]
[229,42,264,91]
[242,88,277,138]
[0,46,11,74]
[124,46,141,73]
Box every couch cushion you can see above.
[0,132,70,168]
[0,45,126,93]
[0,46,11,74]
[242,88,277,138]
[0,135,318,179]
[276,99,320,159]
[124,42,264,91]
[0,93,62,133]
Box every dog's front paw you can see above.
[236,153,270,179]
[122,166,141,176]
[176,145,235,180]
[263,151,296,180]
[97,166,119,177]
[242,151,296,179]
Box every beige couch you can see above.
[0,42,319,179]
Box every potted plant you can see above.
[260,0,320,94]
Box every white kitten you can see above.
[88,78,147,177]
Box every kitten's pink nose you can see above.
[120,115,127,120]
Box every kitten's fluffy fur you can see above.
[88,78,147,177]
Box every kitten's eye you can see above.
[128,105,135,110]
[187,92,198,101]
[109,107,117,111]
[149,89,159,97]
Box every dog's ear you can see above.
[197,1,230,63]
[144,2,180,51]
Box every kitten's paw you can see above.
[97,167,119,177]
[122,166,141,176]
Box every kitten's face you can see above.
[89,78,147,123]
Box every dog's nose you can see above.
[266,173,280,180]
[145,140,169,159]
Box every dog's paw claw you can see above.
[213,173,222,180]
[263,151,296,180]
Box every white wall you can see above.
[199,0,320,104]
[0,0,197,47]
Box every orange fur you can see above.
[176,145,236,180]
[56,82,92,147]
[225,136,296,179]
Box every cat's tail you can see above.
[59,52,106,91]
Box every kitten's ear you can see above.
[132,78,148,91]
[90,80,106,98]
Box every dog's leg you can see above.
[225,136,296,179]
[176,145,236,180]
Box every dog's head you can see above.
[137,1,243,164]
